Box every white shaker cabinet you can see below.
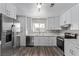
[61,4,79,30]
[34,37,40,46]
[70,4,79,30]
[0,4,1,13]
[49,37,56,46]
[27,17,32,35]
[48,17,55,30]
[64,39,74,56]
[65,9,72,24]
[65,39,79,56]
[60,9,72,26]
[39,37,47,46]
[54,16,61,30]
[0,3,16,19]
[60,13,66,26]
[48,16,60,30]
[34,37,48,46]
[34,36,56,46]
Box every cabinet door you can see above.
[14,36,20,47]
[60,13,66,26]
[65,9,72,24]
[44,37,50,46]
[54,16,60,30]
[74,47,79,56]
[34,37,39,46]
[34,37,50,46]
[69,43,75,56]
[1,4,6,15]
[27,17,32,34]
[48,17,55,30]
[71,4,79,30]
[39,37,44,46]
[39,37,48,46]
[49,37,56,46]
[46,37,50,46]
[64,39,71,56]
[64,39,76,56]
[0,4,2,13]
[0,4,16,19]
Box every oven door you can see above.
[57,37,64,52]
[6,30,12,43]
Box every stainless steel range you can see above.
[57,36,64,52]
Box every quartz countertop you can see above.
[26,34,60,37]
[16,35,20,36]
[16,34,60,37]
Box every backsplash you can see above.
[46,30,60,35]
[28,30,60,36]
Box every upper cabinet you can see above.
[65,9,72,24]
[70,4,79,30]
[47,16,61,30]
[54,16,61,30]
[60,9,72,26]
[60,13,66,26]
[0,3,16,19]
[27,17,32,35]
[47,17,55,30]
[60,4,79,30]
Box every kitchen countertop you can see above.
[64,38,79,48]
[16,35,20,36]
[26,33,65,37]
[16,34,60,37]
[26,34,59,37]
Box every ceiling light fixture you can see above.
[37,3,42,12]
[37,3,42,8]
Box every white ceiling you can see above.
[14,3,77,18]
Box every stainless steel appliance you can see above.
[57,36,64,52]
[26,36,34,47]
[65,32,77,39]
[6,30,12,42]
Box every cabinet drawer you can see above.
[73,46,79,56]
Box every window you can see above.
[33,23,45,32]
[40,23,45,28]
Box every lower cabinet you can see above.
[74,46,79,56]
[48,37,56,46]
[34,37,40,46]
[14,36,20,47]
[34,36,56,46]
[64,39,79,56]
